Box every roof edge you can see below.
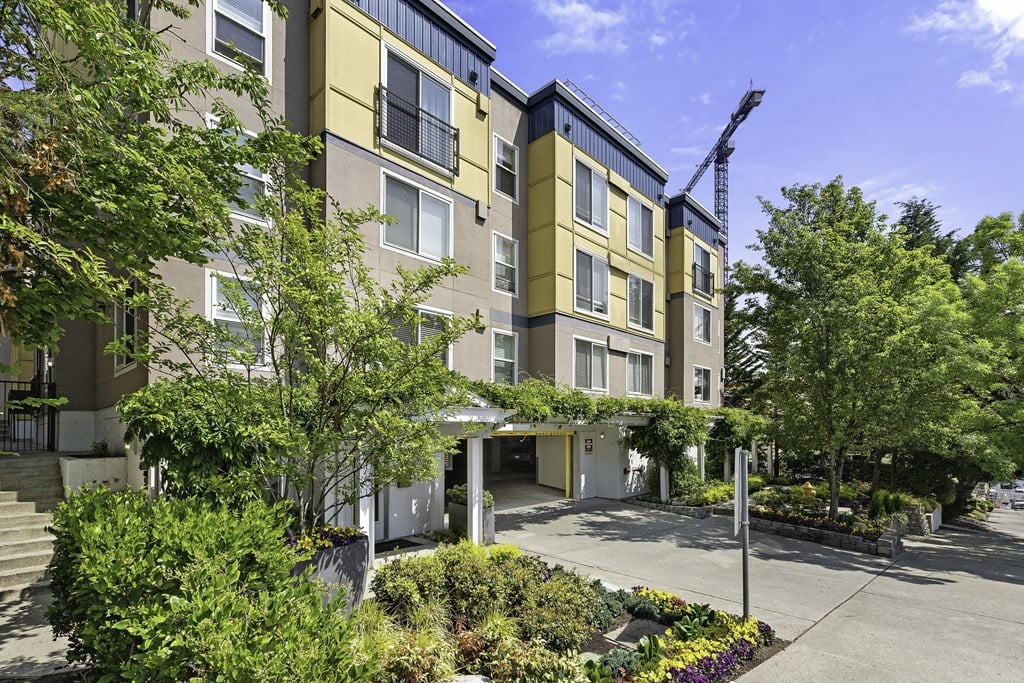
[414,0,497,61]
[528,79,669,183]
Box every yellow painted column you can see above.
[564,433,571,498]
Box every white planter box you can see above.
[927,504,942,532]
[60,456,128,496]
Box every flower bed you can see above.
[592,586,777,683]
[751,509,887,541]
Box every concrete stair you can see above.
[0,455,63,602]
[0,453,65,512]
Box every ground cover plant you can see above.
[590,587,777,683]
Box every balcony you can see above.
[693,263,715,297]
[378,85,460,176]
[1,379,58,452]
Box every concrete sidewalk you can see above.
[0,589,82,682]
[495,500,1024,683]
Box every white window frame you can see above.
[113,282,138,375]
[207,0,272,81]
[380,170,454,262]
[492,232,518,297]
[627,350,653,397]
[396,305,453,369]
[206,269,268,367]
[627,196,654,259]
[574,248,610,319]
[573,336,609,393]
[493,134,519,203]
[573,157,608,235]
[206,114,268,224]
[693,365,712,404]
[627,274,655,333]
[491,329,518,385]
[380,42,456,178]
[694,303,712,345]
[693,243,714,296]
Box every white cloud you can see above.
[649,32,668,48]
[533,0,627,55]
[909,0,1024,94]
[858,171,940,209]
[693,93,712,105]
[959,68,1014,91]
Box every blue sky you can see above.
[445,0,1024,266]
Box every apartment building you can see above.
[1,0,727,542]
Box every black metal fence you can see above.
[693,263,715,296]
[378,85,460,175]
[1,379,57,452]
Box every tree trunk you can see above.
[827,448,840,520]
[871,450,883,491]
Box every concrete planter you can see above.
[448,502,495,544]
[59,456,127,496]
[292,536,369,611]
[926,504,942,532]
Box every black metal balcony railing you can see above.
[1,379,57,452]
[693,263,715,296]
[378,85,460,175]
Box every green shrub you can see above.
[447,483,495,508]
[425,528,464,545]
[868,490,887,519]
[751,488,785,508]
[519,570,601,652]
[591,581,628,632]
[747,474,768,493]
[47,488,368,681]
[600,648,639,678]
[460,612,588,682]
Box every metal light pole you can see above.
[733,447,750,619]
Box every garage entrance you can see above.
[444,432,572,511]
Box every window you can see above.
[209,272,265,365]
[212,0,267,75]
[207,116,266,221]
[114,283,138,371]
[381,50,457,173]
[574,159,608,232]
[575,250,609,316]
[693,244,714,296]
[627,352,653,396]
[493,331,517,385]
[394,310,451,368]
[574,339,607,391]
[694,366,712,403]
[232,129,266,220]
[493,233,518,296]
[383,174,451,259]
[628,275,654,332]
[494,135,518,201]
[627,197,654,258]
[694,304,712,344]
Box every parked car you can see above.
[1011,499,1024,510]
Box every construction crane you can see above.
[682,86,765,268]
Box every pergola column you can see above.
[467,435,483,545]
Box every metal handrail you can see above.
[378,85,460,175]
[693,263,715,296]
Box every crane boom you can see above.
[682,87,764,195]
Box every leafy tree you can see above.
[892,197,969,281]
[120,148,474,532]
[722,284,764,409]
[733,178,981,518]
[960,211,1024,477]
[1,0,283,347]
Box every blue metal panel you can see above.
[667,200,722,247]
[355,0,492,95]
[528,99,665,204]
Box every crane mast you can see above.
[682,86,765,268]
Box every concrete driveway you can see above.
[495,500,1024,682]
